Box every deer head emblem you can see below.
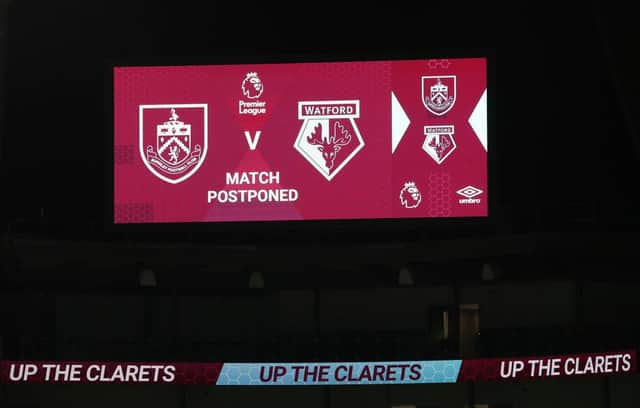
[306,121,352,170]
[428,134,452,160]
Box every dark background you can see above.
[3,0,640,237]
[1,1,640,407]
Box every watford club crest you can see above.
[423,125,456,164]
[139,104,208,184]
[421,75,456,116]
[294,100,365,181]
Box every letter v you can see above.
[244,130,262,150]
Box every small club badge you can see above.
[421,75,456,116]
[423,125,456,164]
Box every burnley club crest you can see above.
[139,104,208,184]
[421,75,456,116]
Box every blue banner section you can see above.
[216,361,462,386]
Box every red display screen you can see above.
[113,57,488,224]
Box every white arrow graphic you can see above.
[391,91,411,154]
[468,88,487,151]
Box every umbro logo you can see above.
[456,185,483,204]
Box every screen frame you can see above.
[105,49,498,245]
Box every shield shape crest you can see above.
[421,75,456,116]
[294,100,365,181]
[423,125,456,164]
[139,104,208,184]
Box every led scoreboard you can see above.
[112,57,488,224]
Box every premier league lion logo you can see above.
[241,72,264,99]
[400,181,422,209]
